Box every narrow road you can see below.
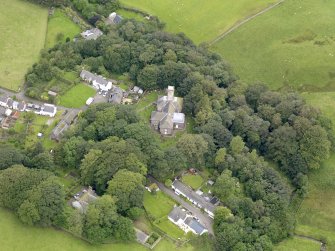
[294,234,326,251]
[209,0,285,45]
[149,176,214,235]
[0,87,81,112]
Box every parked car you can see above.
[86,97,94,105]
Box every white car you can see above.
[98,90,102,95]
[86,97,94,105]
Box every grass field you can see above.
[0,207,197,251]
[0,207,146,251]
[181,174,204,190]
[274,236,320,251]
[144,191,176,219]
[0,0,48,91]
[45,9,81,48]
[296,153,335,250]
[293,92,335,250]
[212,0,335,91]
[59,84,96,108]
[121,0,277,44]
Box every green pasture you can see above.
[296,153,335,250]
[45,9,81,48]
[117,9,145,22]
[0,207,145,251]
[0,0,48,91]
[59,84,96,108]
[302,92,335,132]
[121,0,277,44]
[274,236,320,251]
[212,0,335,91]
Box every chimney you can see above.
[167,86,175,101]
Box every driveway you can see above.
[149,176,214,234]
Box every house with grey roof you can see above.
[36,104,57,117]
[168,206,208,235]
[150,86,185,136]
[172,180,216,218]
[81,28,103,40]
[0,96,9,107]
[51,110,78,141]
[109,86,123,104]
[80,70,113,91]
[71,186,98,213]
[106,12,123,25]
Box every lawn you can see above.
[0,0,48,91]
[274,236,320,251]
[212,0,335,91]
[59,84,96,108]
[45,9,81,48]
[156,218,186,239]
[121,0,277,44]
[181,174,204,190]
[144,191,176,219]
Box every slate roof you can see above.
[184,217,207,235]
[81,28,103,40]
[168,206,187,222]
[0,96,8,104]
[0,106,6,115]
[172,180,216,215]
[106,12,123,25]
[18,101,26,111]
[173,113,185,124]
[150,86,185,133]
[157,96,183,113]
[80,70,110,87]
[51,110,78,140]
[43,104,56,113]
[7,98,13,108]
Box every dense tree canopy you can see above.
[15,14,334,249]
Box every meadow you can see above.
[212,0,335,91]
[121,0,277,44]
[0,0,48,91]
[274,236,320,251]
[45,9,81,48]
[59,84,96,108]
